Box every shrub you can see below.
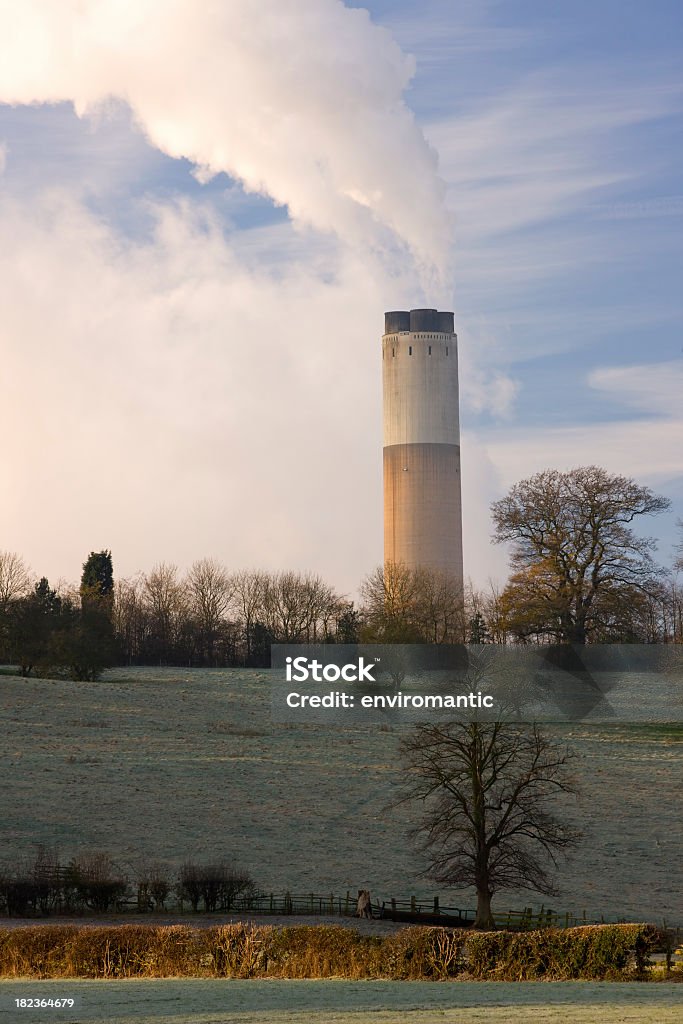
[463,924,657,980]
[0,923,659,981]
[0,849,64,917]
[137,862,172,911]
[67,852,128,913]
[177,859,255,913]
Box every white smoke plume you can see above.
[0,0,451,274]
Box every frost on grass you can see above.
[0,666,680,924]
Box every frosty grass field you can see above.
[1,979,682,1024]
[0,666,681,925]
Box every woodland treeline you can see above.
[1,466,682,676]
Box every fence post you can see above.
[345,891,350,916]
[410,896,416,913]
[433,896,439,915]
[391,898,396,921]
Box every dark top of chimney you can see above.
[409,309,438,332]
[384,310,411,334]
[384,309,454,334]
[437,311,454,333]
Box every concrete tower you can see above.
[383,308,463,586]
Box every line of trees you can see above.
[1,467,681,676]
[113,564,348,666]
[0,848,255,917]
[0,554,350,673]
[0,551,116,680]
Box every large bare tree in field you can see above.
[491,466,670,644]
[399,720,581,929]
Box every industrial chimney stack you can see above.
[382,308,463,586]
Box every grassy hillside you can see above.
[1,667,680,923]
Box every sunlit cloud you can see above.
[0,0,452,277]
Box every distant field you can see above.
[1,980,682,1024]
[0,667,681,924]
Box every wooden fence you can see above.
[0,873,639,930]
[227,892,611,930]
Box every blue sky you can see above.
[0,0,681,593]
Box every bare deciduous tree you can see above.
[675,519,683,574]
[137,860,172,910]
[178,858,255,912]
[361,563,464,643]
[491,466,670,644]
[186,558,234,665]
[231,570,267,664]
[262,571,341,644]
[113,575,148,664]
[68,851,128,912]
[0,551,32,612]
[413,568,466,643]
[361,562,420,641]
[465,580,513,645]
[399,720,581,929]
[143,563,187,663]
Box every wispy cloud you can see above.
[419,64,683,375]
[588,360,683,417]
[429,74,683,241]
[590,195,683,220]
[380,1,537,63]
[485,419,683,491]
[476,359,683,562]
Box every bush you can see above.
[0,849,63,917]
[177,860,255,913]
[0,923,659,980]
[137,862,172,911]
[67,852,128,913]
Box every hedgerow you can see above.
[0,923,661,980]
